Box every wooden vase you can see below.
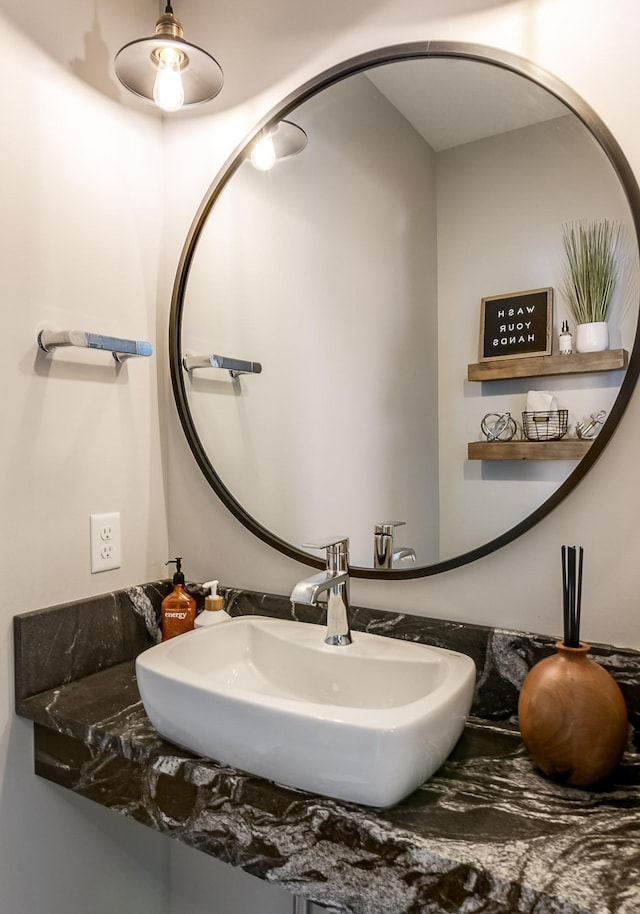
[518,641,627,786]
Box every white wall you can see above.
[0,5,171,913]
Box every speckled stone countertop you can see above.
[13,583,640,914]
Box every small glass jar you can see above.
[559,320,573,355]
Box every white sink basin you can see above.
[136,616,476,807]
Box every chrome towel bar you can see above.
[182,352,262,378]
[38,329,153,363]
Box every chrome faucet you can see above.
[373,521,417,569]
[290,537,352,646]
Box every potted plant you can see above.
[562,219,620,352]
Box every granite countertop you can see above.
[13,583,640,914]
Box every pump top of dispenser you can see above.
[195,579,230,627]
[166,557,185,586]
[203,579,224,611]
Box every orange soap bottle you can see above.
[161,557,196,641]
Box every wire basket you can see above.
[522,409,568,441]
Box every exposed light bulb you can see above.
[250,134,277,171]
[153,47,185,112]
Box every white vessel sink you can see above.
[136,616,476,807]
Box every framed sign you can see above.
[479,287,553,362]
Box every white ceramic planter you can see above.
[575,321,609,353]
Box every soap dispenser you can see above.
[559,320,573,355]
[161,557,196,641]
[194,580,231,628]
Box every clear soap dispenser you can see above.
[194,580,231,628]
[161,557,196,641]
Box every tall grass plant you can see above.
[562,220,619,324]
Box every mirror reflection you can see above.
[176,50,639,573]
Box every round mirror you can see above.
[170,42,640,579]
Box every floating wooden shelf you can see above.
[467,349,628,382]
[468,440,593,461]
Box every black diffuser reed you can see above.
[561,545,584,647]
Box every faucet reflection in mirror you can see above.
[114,2,223,112]
[290,537,352,645]
[373,521,417,569]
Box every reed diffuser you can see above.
[518,546,628,786]
[561,544,583,648]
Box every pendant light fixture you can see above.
[249,121,308,171]
[114,3,223,113]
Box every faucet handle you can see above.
[374,521,405,536]
[303,536,349,556]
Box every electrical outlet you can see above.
[90,512,121,573]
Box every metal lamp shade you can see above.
[114,36,223,108]
[270,121,308,160]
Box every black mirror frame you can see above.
[169,41,640,580]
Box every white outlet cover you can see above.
[90,512,121,573]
